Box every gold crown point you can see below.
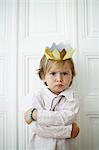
[60,49,66,59]
[52,49,61,60]
[63,48,75,60]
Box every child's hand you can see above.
[24,108,33,124]
[71,122,80,138]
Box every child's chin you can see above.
[55,90,64,94]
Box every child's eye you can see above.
[50,72,56,76]
[62,72,72,76]
[62,72,68,75]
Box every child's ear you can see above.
[41,73,45,80]
[42,77,45,81]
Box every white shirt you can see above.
[28,87,79,150]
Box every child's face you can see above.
[43,61,73,95]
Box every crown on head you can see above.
[44,42,75,61]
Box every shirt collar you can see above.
[43,87,73,110]
[44,87,57,100]
[59,88,73,99]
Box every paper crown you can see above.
[44,42,75,60]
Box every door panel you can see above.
[0,1,17,150]
[78,0,99,150]
[18,0,78,149]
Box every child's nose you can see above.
[56,73,62,81]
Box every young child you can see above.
[24,43,80,150]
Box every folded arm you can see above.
[37,98,79,126]
[30,122,79,139]
[24,97,79,127]
[32,123,72,139]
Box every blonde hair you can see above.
[38,55,76,81]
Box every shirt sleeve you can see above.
[32,123,72,139]
[37,97,79,126]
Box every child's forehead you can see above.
[48,61,71,71]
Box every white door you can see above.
[17,0,79,149]
[78,0,99,150]
[0,1,17,150]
